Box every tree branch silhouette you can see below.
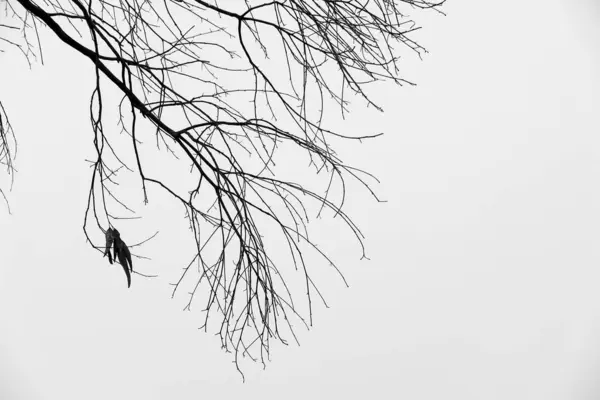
[2,0,444,376]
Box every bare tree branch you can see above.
[1,0,444,377]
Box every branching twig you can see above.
[2,0,444,375]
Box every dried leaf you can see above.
[111,229,132,288]
[103,227,114,264]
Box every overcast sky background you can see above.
[1,0,600,399]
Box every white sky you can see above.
[1,0,600,399]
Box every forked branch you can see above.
[3,0,444,376]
